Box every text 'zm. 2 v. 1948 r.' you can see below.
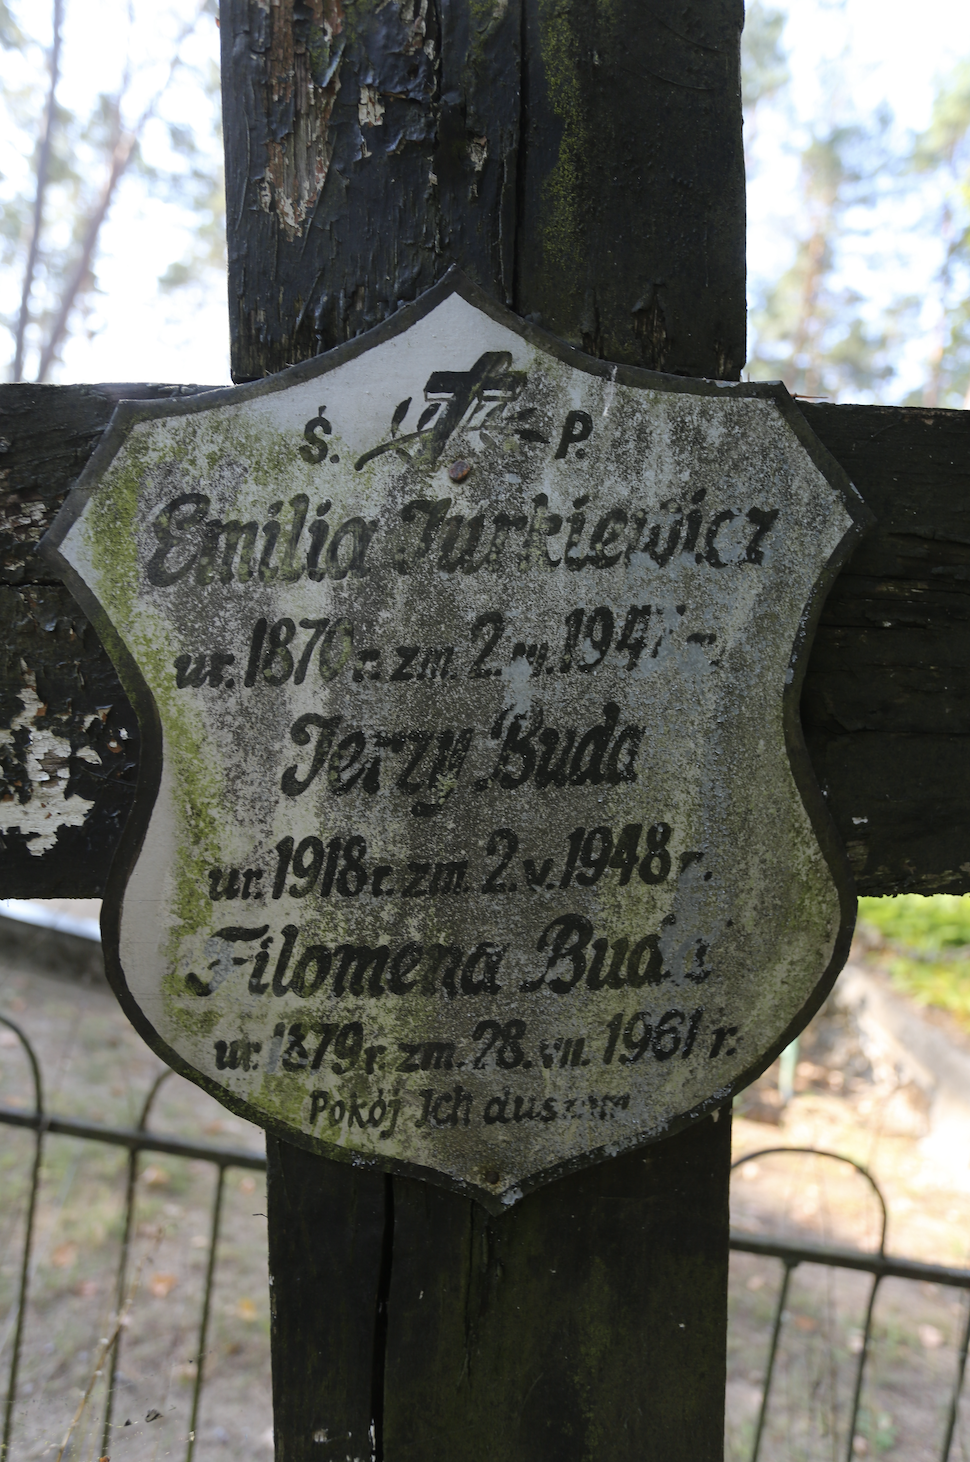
[41,273,871,1210]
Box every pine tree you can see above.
[0,0,223,382]
[909,62,970,408]
[746,121,898,401]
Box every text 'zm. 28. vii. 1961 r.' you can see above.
[41,272,872,1211]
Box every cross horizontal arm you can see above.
[801,402,970,896]
[0,385,964,901]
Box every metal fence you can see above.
[731,1148,970,1462]
[0,1013,265,1462]
[3,1013,970,1461]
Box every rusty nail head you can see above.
[448,460,472,483]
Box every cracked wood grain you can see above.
[380,1115,730,1460]
[221,0,747,383]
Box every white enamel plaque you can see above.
[43,274,870,1209]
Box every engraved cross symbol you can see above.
[355,351,530,472]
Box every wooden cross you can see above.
[1,2,968,1456]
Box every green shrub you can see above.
[858,895,970,1032]
[858,894,970,954]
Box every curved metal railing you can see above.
[0,1020,265,1462]
[2,1016,970,1460]
[731,1146,970,1462]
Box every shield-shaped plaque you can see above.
[42,274,871,1210]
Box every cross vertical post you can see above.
[220,1,745,1456]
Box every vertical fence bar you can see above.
[100,1068,172,1457]
[98,1144,139,1457]
[940,1291,970,1460]
[844,1275,881,1461]
[6,1056,970,1460]
[732,1146,890,1462]
[751,1259,796,1462]
[185,1163,226,1462]
[0,1017,45,1462]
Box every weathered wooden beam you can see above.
[378,1115,730,1460]
[2,388,968,899]
[222,0,746,383]
[264,1137,388,1459]
[7,2,750,1455]
[0,384,211,897]
[266,1110,729,1462]
[802,403,970,895]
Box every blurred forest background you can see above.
[0,0,226,384]
[0,0,967,400]
[743,0,970,408]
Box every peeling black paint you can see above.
[0,384,211,895]
[0,585,139,896]
[221,0,747,381]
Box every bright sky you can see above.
[58,0,229,385]
[746,0,970,400]
[0,0,230,386]
[1,0,969,393]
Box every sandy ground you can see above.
[2,922,970,1460]
[0,952,273,1460]
[729,988,970,1462]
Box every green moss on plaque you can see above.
[174,1002,222,1041]
[86,425,153,632]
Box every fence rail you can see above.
[731,1147,970,1462]
[3,1016,970,1461]
[0,1013,265,1462]
[0,1104,266,1171]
